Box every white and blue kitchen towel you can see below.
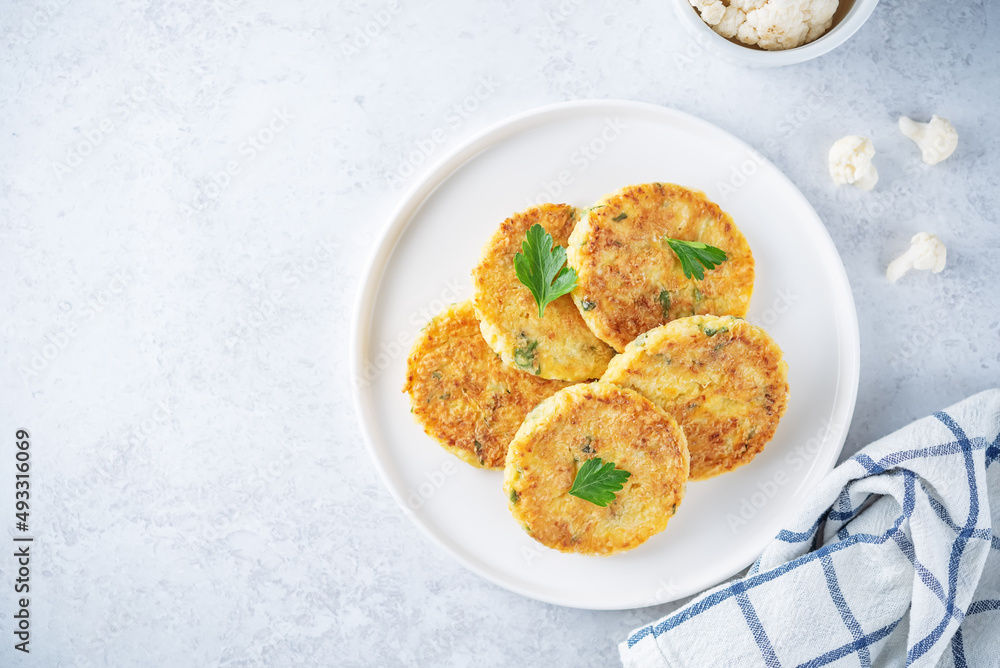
[621,389,1000,668]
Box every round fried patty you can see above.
[403,301,574,469]
[567,183,755,352]
[473,203,616,381]
[503,382,689,555]
[600,315,788,480]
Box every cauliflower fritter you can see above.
[568,183,754,353]
[473,203,616,381]
[504,382,689,555]
[404,301,574,469]
[601,315,788,480]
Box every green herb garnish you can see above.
[514,224,578,318]
[568,457,631,507]
[665,238,728,281]
[658,289,671,318]
[513,339,539,374]
[612,212,628,221]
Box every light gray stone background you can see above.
[1,0,997,665]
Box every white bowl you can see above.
[672,0,880,67]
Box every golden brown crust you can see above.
[473,203,616,381]
[403,301,574,469]
[568,183,755,352]
[600,315,788,480]
[503,382,689,555]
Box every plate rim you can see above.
[350,98,861,610]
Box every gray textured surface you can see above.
[0,1,997,666]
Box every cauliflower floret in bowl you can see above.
[675,0,881,66]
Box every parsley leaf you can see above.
[568,457,631,507]
[514,224,578,318]
[665,238,728,281]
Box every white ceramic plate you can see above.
[351,100,860,610]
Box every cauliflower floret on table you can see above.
[828,135,878,191]
[898,115,959,165]
[886,233,947,283]
[688,0,839,51]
